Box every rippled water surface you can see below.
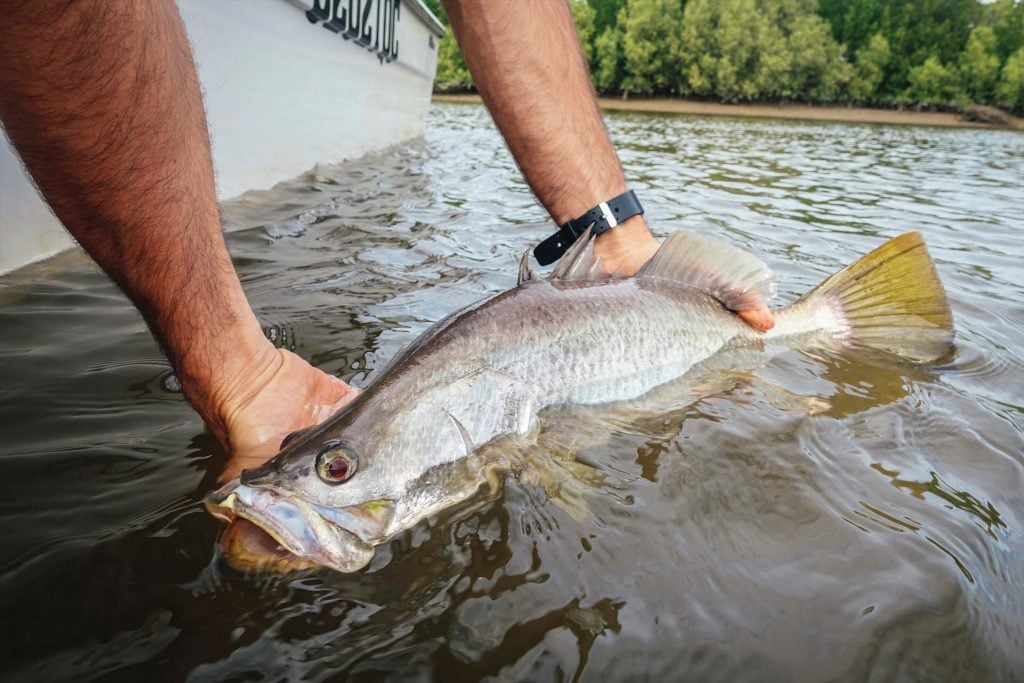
[2,103,1022,681]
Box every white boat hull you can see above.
[0,0,443,274]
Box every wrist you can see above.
[176,308,277,448]
[551,184,629,227]
[592,215,659,276]
[593,214,650,249]
[536,190,643,266]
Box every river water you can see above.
[1,102,1022,682]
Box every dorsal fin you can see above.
[517,249,538,285]
[549,227,609,281]
[638,230,776,310]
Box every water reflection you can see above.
[869,464,1007,535]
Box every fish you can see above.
[205,229,953,573]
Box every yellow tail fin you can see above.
[801,232,954,362]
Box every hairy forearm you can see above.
[443,0,653,268]
[442,1,772,328]
[0,0,269,440]
[444,0,623,222]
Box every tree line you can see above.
[426,0,1024,113]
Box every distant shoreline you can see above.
[432,94,1024,131]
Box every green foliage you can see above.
[590,0,629,35]
[620,0,683,95]
[818,0,883,53]
[905,56,964,106]
[595,24,625,92]
[425,0,471,93]
[431,6,473,93]
[679,0,760,100]
[431,0,1024,114]
[988,0,1024,62]
[889,0,978,71]
[420,0,444,20]
[849,32,891,101]
[434,30,473,92]
[959,26,1001,102]
[571,0,598,65]
[678,0,848,101]
[772,5,852,100]
[996,46,1024,110]
[818,0,981,97]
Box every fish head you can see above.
[205,428,401,574]
[205,385,510,573]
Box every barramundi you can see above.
[205,230,953,572]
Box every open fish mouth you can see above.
[204,482,392,573]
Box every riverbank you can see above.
[433,94,1024,130]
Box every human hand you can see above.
[592,215,661,276]
[593,216,775,331]
[213,346,359,482]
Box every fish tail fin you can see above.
[800,232,954,362]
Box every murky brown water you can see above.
[1,103,1022,682]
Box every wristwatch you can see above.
[533,190,644,266]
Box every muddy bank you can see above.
[433,93,1024,130]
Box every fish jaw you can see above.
[204,481,392,573]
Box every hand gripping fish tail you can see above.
[204,230,954,574]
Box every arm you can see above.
[0,0,355,477]
[443,0,773,331]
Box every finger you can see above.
[738,307,775,331]
[313,383,361,423]
[218,444,278,483]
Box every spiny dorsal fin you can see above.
[517,249,538,285]
[549,227,609,281]
[638,230,776,310]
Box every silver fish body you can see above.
[206,230,953,572]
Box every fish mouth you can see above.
[204,481,393,573]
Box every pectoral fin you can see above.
[447,410,476,457]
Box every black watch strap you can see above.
[533,190,644,266]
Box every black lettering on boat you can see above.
[323,0,346,33]
[358,0,374,48]
[394,0,400,60]
[304,0,400,63]
[387,0,399,62]
[344,0,361,40]
[373,0,383,52]
[306,0,331,23]
[377,0,391,62]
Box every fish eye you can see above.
[315,441,358,484]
